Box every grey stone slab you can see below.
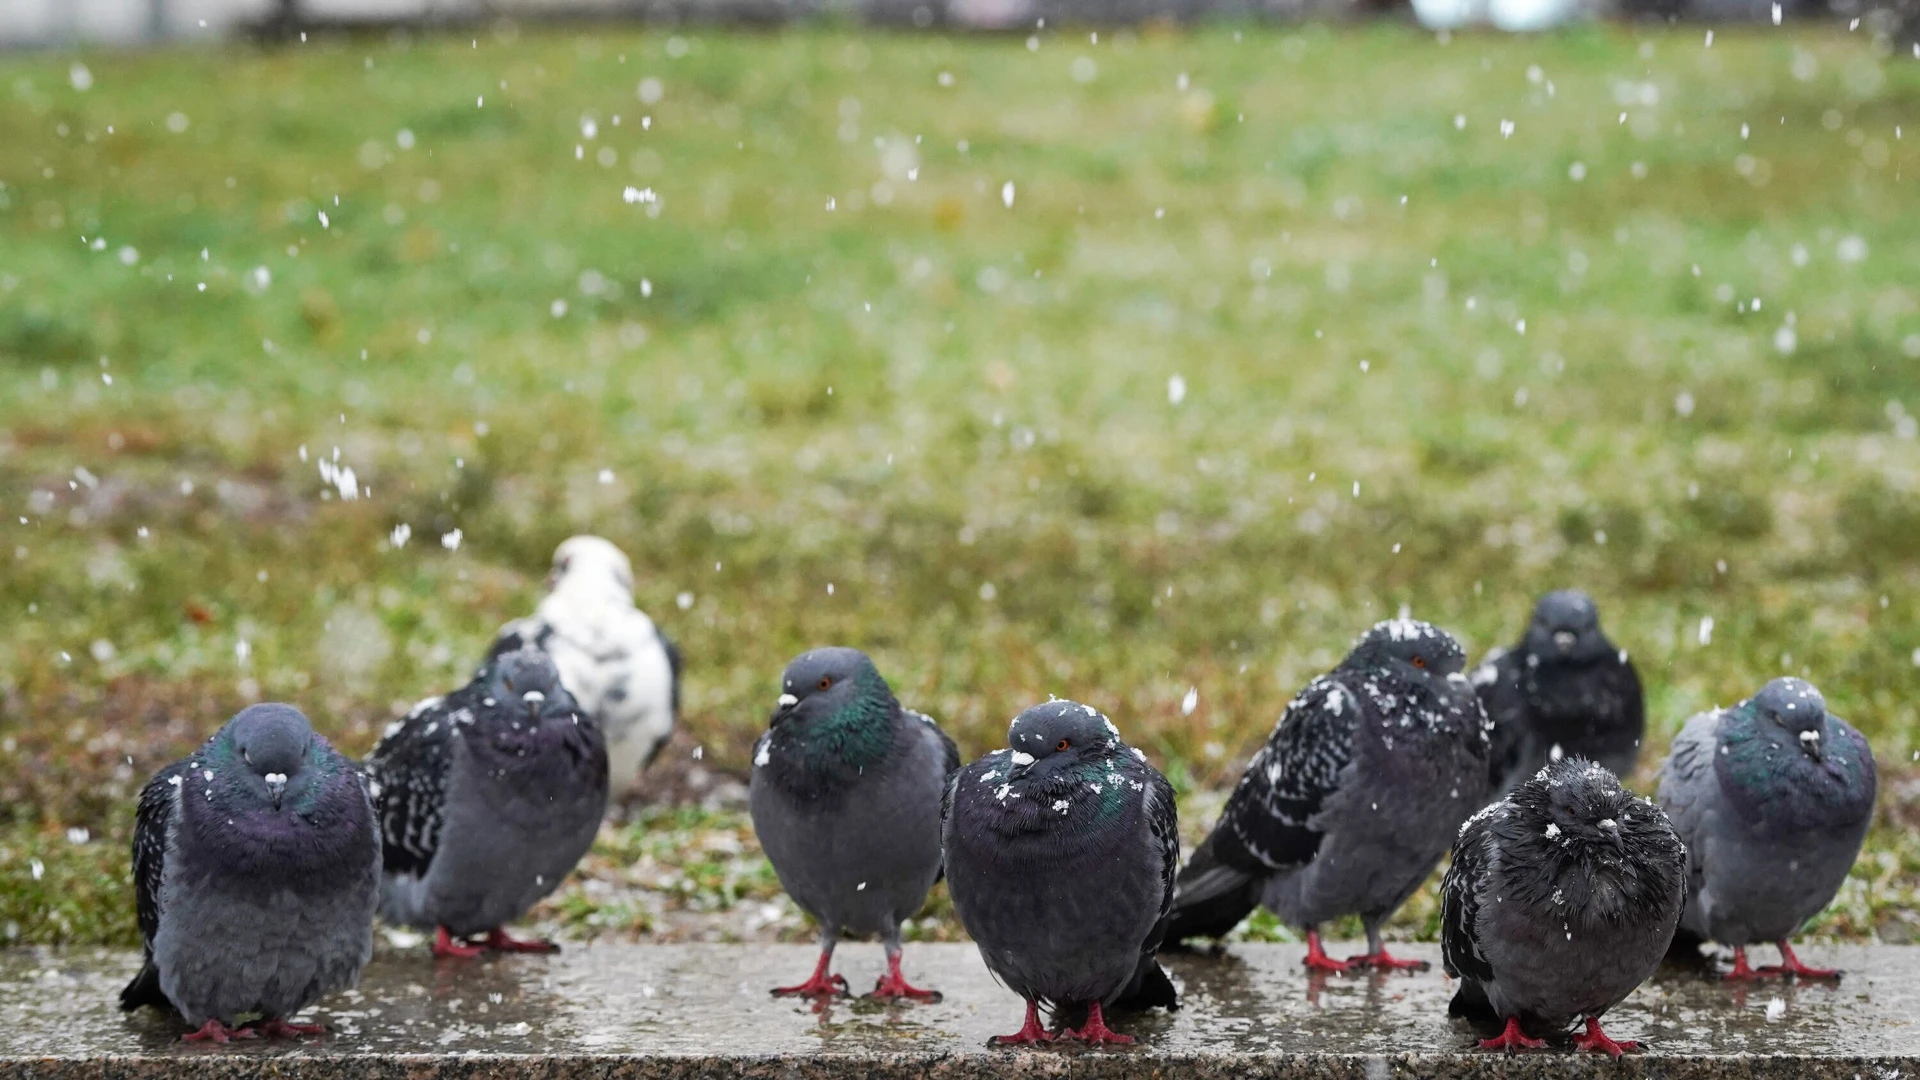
[2,942,1917,1077]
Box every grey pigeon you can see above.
[119,704,380,1043]
[1474,590,1644,794]
[943,700,1179,1045]
[749,647,959,1000]
[1169,619,1491,970]
[367,646,608,957]
[1657,676,1876,980]
[489,535,680,804]
[1443,757,1686,1057]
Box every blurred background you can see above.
[0,0,1916,952]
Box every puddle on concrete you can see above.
[1,943,1913,1059]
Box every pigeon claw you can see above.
[772,972,851,999]
[1721,946,1771,982]
[1060,1001,1135,1046]
[432,926,486,959]
[482,929,561,954]
[989,1001,1055,1046]
[181,1020,259,1044]
[1348,948,1430,972]
[1477,1016,1548,1053]
[1302,930,1353,973]
[1756,942,1841,980]
[869,965,941,1001]
[1571,1016,1640,1058]
[255,1018,327,1039]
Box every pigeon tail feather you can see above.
[1447,977,1496,1020]
[1115,954,1179,1012]
[118,958,167,1012]
[1167,830,1263,943]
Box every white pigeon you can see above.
[488,535,679,803]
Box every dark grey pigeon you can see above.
[119,704,380,1043]
[943,700,1179,1046]
[367,646,608,958]
[1657,677,1876,980]
[1169,619,1490,971]
[1443,757,1686,1058]
[749,647,960,1000]
[1475,590,1644,794]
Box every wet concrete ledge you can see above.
[4,942,1917,1078]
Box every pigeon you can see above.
[1169,618,1491,971]
[488,535,679,804]
[1657,676,1876,980]
[748,647,959,1000]
[1475,590,1644,795]
[367,646,608,958]
[943,700,1179,1046]
[119,704,380,1043]
[1443,756,1687,1058]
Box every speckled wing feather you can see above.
[1219,675,1359,870]
[1441,806,1498,989]
[1472,649,1528,788]
[120,761,189,1010]
[365,693,462,880]
[1169,675,1357,941]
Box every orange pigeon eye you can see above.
[1411,655,1427,669]
[817,677,832,691]
[1055,739,1071,752]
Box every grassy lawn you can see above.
[1,24,1917,949]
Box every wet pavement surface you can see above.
[2,942,1916,1077]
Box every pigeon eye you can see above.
[1411,655,1427,669]
[1055,739,1071,752]
[817,677,833,691]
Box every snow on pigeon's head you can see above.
[1004,700,1122,782]
[1750,677,1829,759]
[548,534,635,597]
[1501,755,1686,925]
[1350,618,1467,679]
[1523,589,1613,663]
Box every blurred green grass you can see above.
[1,24,1917,948]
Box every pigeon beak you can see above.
[1598,817,1622,851]
[1007,750,1036,780]
[1799,728,1824,762]
[771,693,799,725]
[264,772,288,810]
[1552,630,1578,655]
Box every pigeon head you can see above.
[1522,589,1613,664]
[767,647,899,773]
[1526,757,1643,855]
[223,703,318,812]
[774,647,894,725]
[547,535,635,598]
[1347,618,1468,683]
[1496,756,1685,926]
[1749,677,1829,763]
[1004,700,1122,786]
[478,647,587,752]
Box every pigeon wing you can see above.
[1220,674,1359,870]
[365,694,461,879]
[1440,809,1497,986]
[131,761,187,951]
[1471,649,1529,790]
[1657,710,1722,900]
